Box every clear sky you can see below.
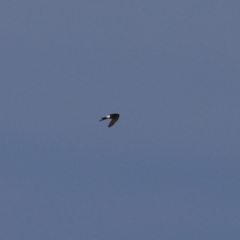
[1,1,240,239]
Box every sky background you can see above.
[1,1,240,239]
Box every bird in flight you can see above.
[99,113,120,128]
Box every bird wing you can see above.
[108,118,118,127]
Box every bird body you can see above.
[99,113,120,127]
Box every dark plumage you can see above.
[99,113,120,127]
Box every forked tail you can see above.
[99,117,107,121]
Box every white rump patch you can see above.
[106,115,110,118]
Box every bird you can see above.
[99,113,120,127]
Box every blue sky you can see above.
[1,1,240,239]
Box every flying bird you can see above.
[99,113,120,127]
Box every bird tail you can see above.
[99,117,107,121]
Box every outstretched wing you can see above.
[108,119,117,127]
[108,117,119,127]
